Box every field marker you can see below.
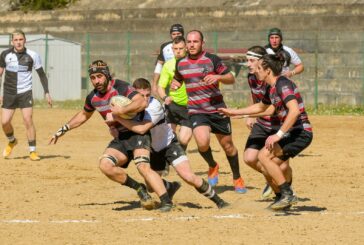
[1,211,363,224]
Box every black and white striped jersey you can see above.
[0,47,43,95]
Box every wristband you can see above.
[276,129,285,138]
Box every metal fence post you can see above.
[314,32,319,111]
[45,33,49,75]
[213,32,218,54]
[85,32,90,92]
[126,32,131,83]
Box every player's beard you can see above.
[96,79,109,93]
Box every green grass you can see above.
[34,100,84,109]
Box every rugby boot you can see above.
[210,193,230,209]
[29,151,41,161]
[208,163,219,186]
[270,192,298,211]
[137,184,155,210]
[3,139,17,158]
[159,201,173,212]
[233,177,247,194]
[261,183,274,200]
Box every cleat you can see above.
[270,193,298,211]
[29,151,40,161]
[3,139,18,158]
[208,163,219,186]
[159,202,173,212]
[261,183,274,200]
[233,177,247,194]
[137,184,155,210]
[216,199,230,209]
[167,181,181,200]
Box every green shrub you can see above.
[10,0,77,11]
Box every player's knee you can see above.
[257,148,271,163]
[244,153,258,166]
[99,154,117,175]
[134,155,151,173]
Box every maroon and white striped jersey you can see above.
[84,79,139,132]
[174,51,230,114]
[263,76,312,132]
[247,73,280,130]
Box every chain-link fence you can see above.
[2,30,363,107]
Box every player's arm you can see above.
[218,102,270,117]
[113,116,153,135]
[152,60,164,97]
[49,109,94,144]
[0,67,4,95]
[265,99,300,150]
[35,67,52,107]
[157,64,173,104]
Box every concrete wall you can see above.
[0,3,363,105]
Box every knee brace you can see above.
[99,154,118,166]
[134,155,150,166]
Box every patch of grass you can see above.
[34,100,84,110]
[225,101,364,116]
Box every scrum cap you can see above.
[88,60,112,81]
[170,24,184,35]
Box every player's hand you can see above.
[170,80,181,91]
[164,96,173,105]
[49,124,70,145]
[45,93,53,108]
[202,75,219,85]
[0,96,3,105]
[245,117,256,130]
[265,134,281,151]
[105,112,116,126]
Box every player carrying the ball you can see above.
[49,60,174,212]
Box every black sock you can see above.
[279,182,293,195]
[159,192,172,204]
[6,132,16,143]
[123,175,142,191]
[181,144,187,151]
[162,179,171,190]
[199,147,217,168]
[196,179,222,204]
[226,153,241,179]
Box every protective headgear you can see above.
[268,27,283,41]
[88,60,112,81]
[170,24,184,35]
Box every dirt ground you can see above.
[0,109,363,244]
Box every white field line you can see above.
[1,211,363,224]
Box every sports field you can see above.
[0,109,363,244]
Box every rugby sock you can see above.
[279,182,293,195]
[28,140,36,152]
[196,179,221,204]
[159,192,172,204]
[162,179,172,190]
[199,147,217,168]
[181,144,188,151]
[6,132,16,143]
[226,153,241,179]
[123,175,142,191]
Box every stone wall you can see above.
[0,3,363,105]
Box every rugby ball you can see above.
[110,95,137,119]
